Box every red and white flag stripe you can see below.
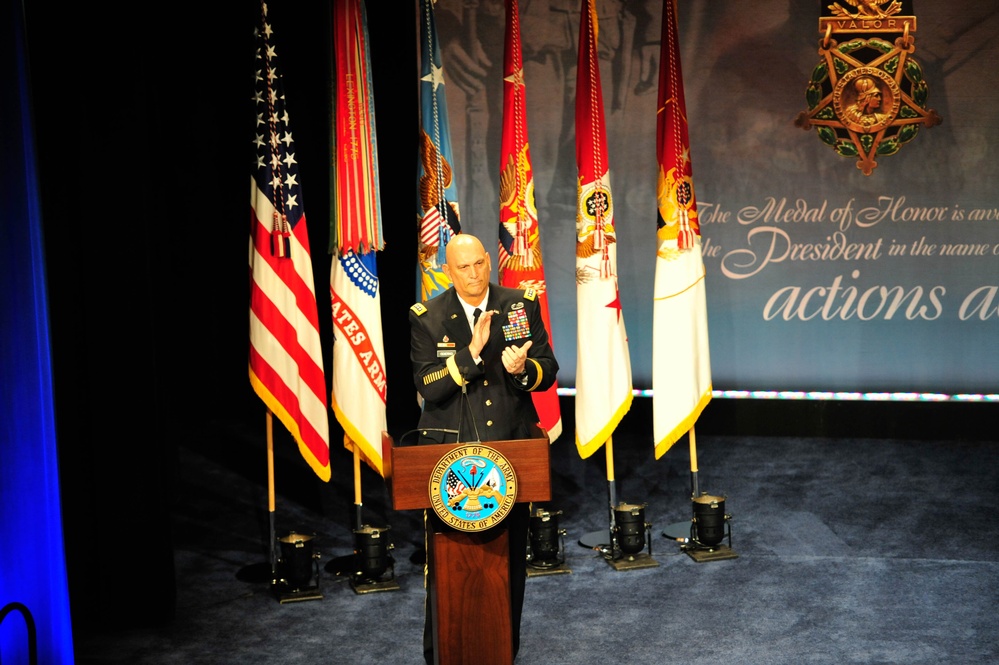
[250,181,330,480]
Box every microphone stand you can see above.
[458,365,482,444]
[457,367,465,444]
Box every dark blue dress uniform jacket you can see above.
[409,283,558,444]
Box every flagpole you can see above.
[328,0,397,590]
[323,443,375,581]
[247,2,331,598]
[578,436,618,551]
[235,410,281,585]
[266,410,278,582]
[688,426,700,499]
[461,0,487,215]
[661,425,702,541]
[573,0,635,559]
[605,435,618,538]
[353,447,363,530]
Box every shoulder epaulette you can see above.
[523,287,537,302]
[410,302,428,316]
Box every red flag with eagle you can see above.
[249,2,330,481]
[653,0,712,459]
[573,0,632,460]
[497,0,562,443]
[329,0,387,475]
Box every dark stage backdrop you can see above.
[2,1,74,661]
[20,0,995,639]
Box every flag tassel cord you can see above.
[688,426,700,499]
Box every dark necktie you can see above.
[472,308,482,328]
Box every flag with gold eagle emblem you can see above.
[573,0,632,460]
[653,0,712,459]
[497,0,562,443]
[417,0,461,302]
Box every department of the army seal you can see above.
[428,445,518,532]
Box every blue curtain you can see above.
[1,0,76,661]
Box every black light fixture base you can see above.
[526,561,572,577]
[607,552,659,571]
[684,544,738,563]
[275,584,323,604]
[350,576,402,594]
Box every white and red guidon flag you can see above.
[249,1,330,481]
[653,0,712,459]
[573,0,633,460]
[497,0,562,443]
[330,0,387,475]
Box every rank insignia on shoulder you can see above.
[411,303,427,316]
[523,287,537,301]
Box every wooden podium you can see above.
[383,429,551,665]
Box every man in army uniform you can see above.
[410,233,558,444]
[409,233,559,663]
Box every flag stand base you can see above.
[577,529,611,551]
[348,524,399,594]
[580,517,660,571]
[664,513,739,563]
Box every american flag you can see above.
[445,469,467,501]
[248,2,331,481]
